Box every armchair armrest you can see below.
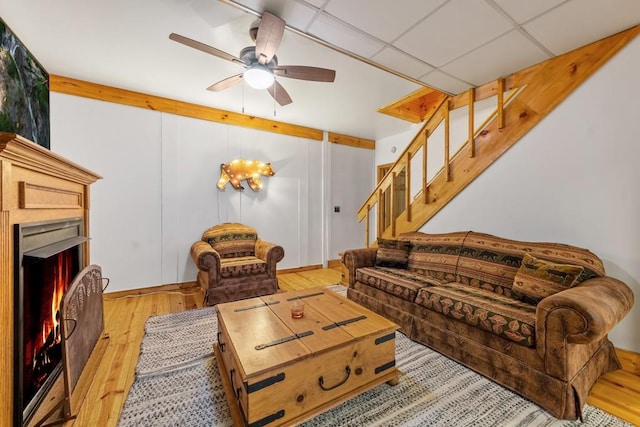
[255,239,285,276]
[190,241,221,282]
[342,248,378,287]
[536,276,634,377]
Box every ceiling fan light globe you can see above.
[244,66,274,90]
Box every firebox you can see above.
[13,218,86,425]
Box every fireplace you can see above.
[1,133,102,426]
[14,218,85,425]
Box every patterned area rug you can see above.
[117,286,631,427]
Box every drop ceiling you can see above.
[0,0,639,140]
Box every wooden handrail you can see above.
[357,82,524,243]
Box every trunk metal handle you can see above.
[319,365,351,391]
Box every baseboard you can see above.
[277,264,323,274]
[616,347,640,376]
[104,281,199,299]
[327,259,342,268]
[102,264,329,298]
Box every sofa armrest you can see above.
[536,276,634,377]
[342,248,378,287]
[190,241,221,282]
[255,239,285,276]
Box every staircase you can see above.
[358,25,640,247]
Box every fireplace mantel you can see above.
[0,133,101,425]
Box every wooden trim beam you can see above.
[328,132,375,150]
[50,75,325,141]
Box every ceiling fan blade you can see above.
[207,74,243,91]
[267,81,292,106]
[273,66,336,82]
[255,11,285,65]
[169,33,244,65]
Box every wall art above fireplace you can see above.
[0,18,50,149]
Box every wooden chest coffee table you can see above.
[214,287,399,426]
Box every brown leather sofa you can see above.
[342,231,634,420]
[190,223,284,305]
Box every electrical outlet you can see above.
[334,206,340,213]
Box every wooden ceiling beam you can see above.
[328,133,375,150]
[50,75,325,141]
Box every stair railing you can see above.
[357,80,523,247]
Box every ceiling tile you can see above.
[492,0,565,24]
[441,30,550,86]
[307,13,385,58]
[231,0,317,30]
[370,47,434,79]
[324,0,447,43]
[419,70,472,95]
[394,0,514,67]
[524,0,640,55]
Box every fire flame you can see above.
[32,252,69,369]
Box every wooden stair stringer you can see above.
[380,24,640,238]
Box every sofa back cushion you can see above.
[402,232,469,282]
[455,232,604,297]
[202,223,257,258]
[375,238,410,268]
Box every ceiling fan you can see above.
[169,11,336,106]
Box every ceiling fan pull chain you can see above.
[242,81,245,114]
[273,82,277,117]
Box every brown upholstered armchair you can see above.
[190,223,285,306]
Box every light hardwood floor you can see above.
[58,268,638,426]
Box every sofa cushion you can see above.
[203,223,257,258]
[356,266,442,302]
[375,238,410,268]
[454,232,604,297]
[401,232,468,282]
[512,254,584,304]
[220,256,267,278]
[414,282,536,347]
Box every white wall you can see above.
[329,143,375,257]
[50,93,369,292]
[379,36,640,353]
[50,98,165,289]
